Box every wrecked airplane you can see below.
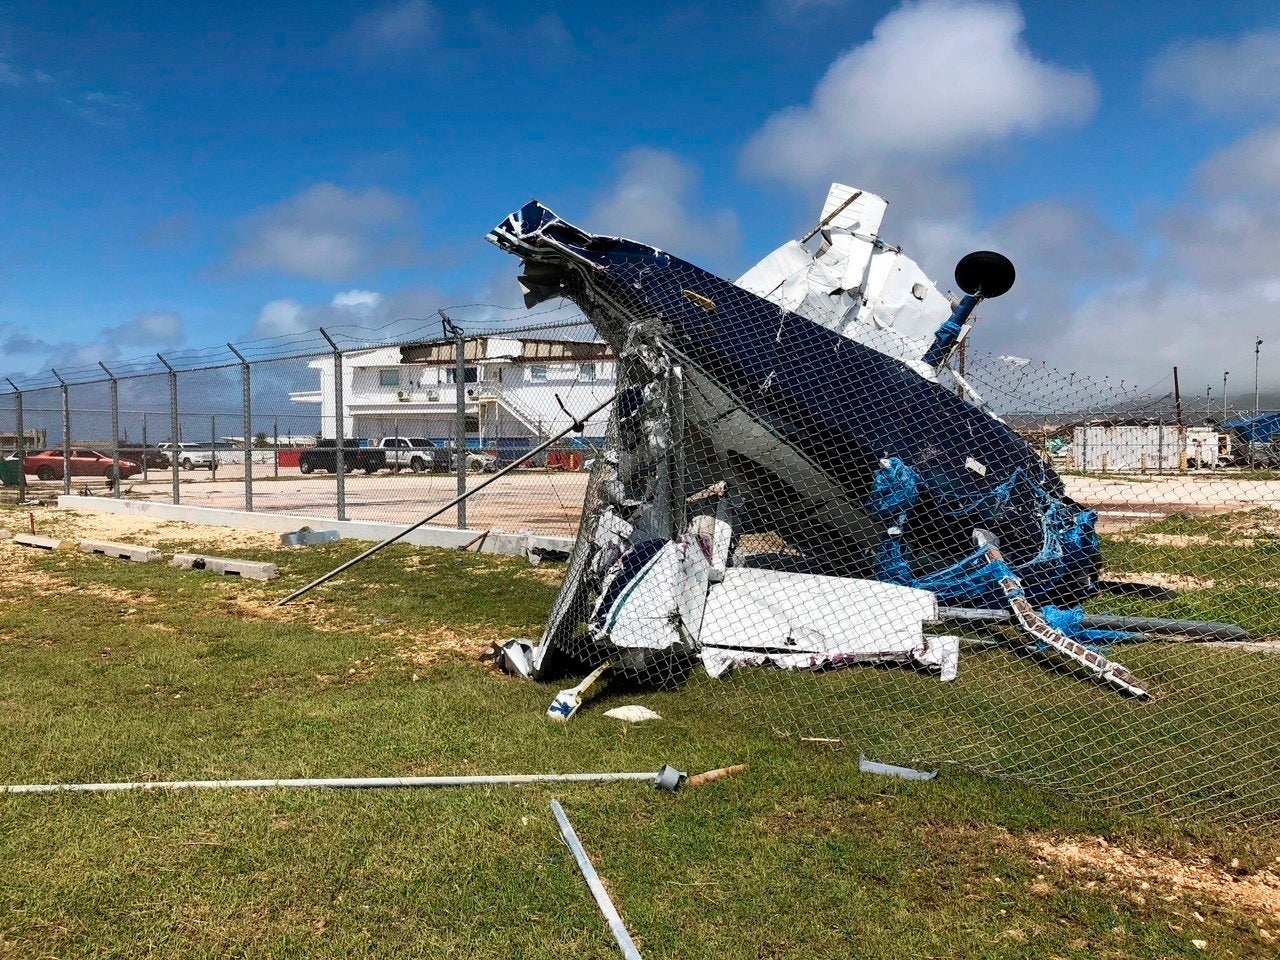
[488,184,1150,700]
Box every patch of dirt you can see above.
[1102,570,1216,591]
[25,506,283,552]
[1031,836,1280,920]
[0,562,159,607]
[396,624,505,667]
[1102,570,1280,591]
[519,565,566,585]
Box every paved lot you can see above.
[16,467,1278,538]
[114,467,593,535]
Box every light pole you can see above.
[1223,371,1229,420]
[1206,385,1213,419]
[1255,338,1264,417]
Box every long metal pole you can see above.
[1223,371,1229,421]
[52,370,71,496]
[320,328,346,521]
[454,322,468,529]
[99,362,121,498]
[0,769,667,796]
[5,379,25,503]
[1255,338,1263,418]
[551,800,645,960]
[228,343,253,511]
[158,354,180,504]
[277,391,617,606]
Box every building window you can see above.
[578,362,597,383]
[530,364,548,382]
[446,367,479,384]
[379,369,400,388]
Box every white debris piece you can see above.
[911,634,961,681]
[698,569,938,678]
[736,182,954,376]
[603,705,662,723]
[592,520,719,652]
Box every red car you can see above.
[23,449,142,481]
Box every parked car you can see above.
[375,437,450,473]
[119,445,171,470]
[299,439,387,475]
[441,442,498,473]
[156,442,218,471]
[23,448,141,481]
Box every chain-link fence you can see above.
[488,202,1279,827]
[0,314,611,539]
[3,266,1278,825]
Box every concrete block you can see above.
[14,532,63,551]
[279,527,340,548]
[80,539,163,563]
[171,553,278,581]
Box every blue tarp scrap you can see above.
[868,457,1100,608]
[1041,605,1132,648]
[1221,412,1280,443]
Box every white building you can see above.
[290,335,616,453]
[1070,423,1229,471]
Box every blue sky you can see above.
[2,0,1279,393]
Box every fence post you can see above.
[4,378,25,504]
[210,415,217,480]
[228,343,253,512]
[98,361,121,499]
[442,312,468,529]
[273,414,279,479]
[320,328,346,521]
[157,354,180,505]
[51,369,71,497]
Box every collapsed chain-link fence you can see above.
[486,200,1279,827]
[2,228,1277,826]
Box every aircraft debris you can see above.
[485,182,1221,699]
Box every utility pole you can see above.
[1254,338,1264,417]
[1223,371,1229,420]
[441,310,468,529]
[1205,385,1212,419]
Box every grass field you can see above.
[0,505,1276,958]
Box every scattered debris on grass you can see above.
[603,705,662,723]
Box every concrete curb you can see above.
[14,533,63,550]
[172,553,279,581]
[80,540,163,563]
[57,496,576,558]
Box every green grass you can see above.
[0,516,1277,957]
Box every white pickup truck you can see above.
[375,437,449,473]
[374,437,497,473]
[157,442,219,471]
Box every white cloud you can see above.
[587,147,740,264]
[227,184,421,281]
[0,56,23,87]
[973,129,1280,393]
[1196,125,1280,199]
[345,0,438,58]
[1147,29,1280,114]
[331,289,384,311]
[741,0,1097,187]
[105,310,185,347]
[252,299,307,338]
